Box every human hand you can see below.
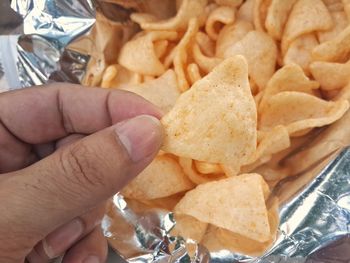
[0,83,164,263]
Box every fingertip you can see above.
[114,115,164,164]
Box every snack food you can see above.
[91,0,350,256]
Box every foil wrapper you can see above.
[5,1,350,262]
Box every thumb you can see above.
[0,115,163,246]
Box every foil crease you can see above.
[11,0,95,86]
[8,1,350,262]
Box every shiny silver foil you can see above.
[6,1,350,262]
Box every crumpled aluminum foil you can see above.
[7,1,350,262]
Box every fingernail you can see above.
[115,115,163,163]
[83,255,100,263]
[43,218,84,258]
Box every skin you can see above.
[0,83,164,263]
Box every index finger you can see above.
[0,83,163,144]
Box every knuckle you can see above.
[59,142,106,189]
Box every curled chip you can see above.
[131,0,208,31]
[281,0,332,54]
[173,18,199,92]
[265,0,297,40]
[122,155,194,200]
[285,110,350,175]
[253,0,272,32]
[283,34,319,74]
[121,70,180,113]
[317,11,348,43]
[118,31,178,76]
[161,56,257,164]
[192,42,222,74]
[310,61,350,90]
[259,91,349,135]
[205,5,236,40]
[101,64,142,89]
[179,157,225,185]
[217,31,277,90]
[312,24,350,62]
[175,173,271,242]
[196,31,215,57]
[187,63,202,85]
[260,64,319,110]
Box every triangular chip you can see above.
[175,173,271,242]
[118,31,178,76]
[161,56,257,164]
[218,31,277,90]
[122,155,194,200]
[259,91,350,135]
[259,64,319,110]
[265,0,298,40]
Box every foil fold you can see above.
[7,0,350,262]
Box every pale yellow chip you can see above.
[253,0,272,32]
[179,157,225,185]
[171,214,208,242]
[187,63,202,86]
[175,173,271,242]
[310,60,350,90]
[265,0,298,40]
[173,18,199,92]
[101,64,142,89]
[121,70,180,113]
[218,31,277,90]
[215,0,243,8]
[260,64,320,110]
[284,109,350,175]
[281,0,332,54]
[343,0,350,20]
[118,31,178,76]
[283,34,319,74]
[259,91,350,135]
[317,11,348,43]
[196,31,215,57]
[312,24,350,62]
[202,199,278,256]
[194,160,223,175]
[131,0,208,31]
[122,155,194,200]
[161,56,257,164]
[216,20,254,58]
[192,42,222,74]
[237,0,254,23]
[242,125,291,172]
[205,5,236,40]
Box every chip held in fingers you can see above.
[161,56,257,165]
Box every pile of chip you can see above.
[86,0,350,256]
